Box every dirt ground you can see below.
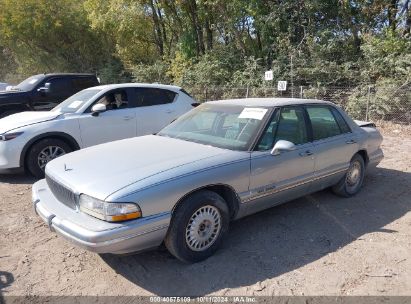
[0,128,410,297]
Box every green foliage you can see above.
[0,0,116,80]
[0,0,409,123]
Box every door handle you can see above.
[165,109,175,114]
[299,150,313,157]
[346,139,356,144]
[123,116,134,121]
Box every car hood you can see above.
[0,111,61,133]
[0,90,27,102]
[46,135,229,200]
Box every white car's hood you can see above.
[46,135,228,200]
[0,111,61,133]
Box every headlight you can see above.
[79,194,142,222]
[0,132,24,141]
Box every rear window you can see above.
[134,88,177,107]
[306,106,342,140]
[331,108,351,133]
[71,77,98,91]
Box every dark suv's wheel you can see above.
[332,154,365,197]
[26,138,72,178]
[165,190,230,263]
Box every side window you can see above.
[306,106,342,140]
[95,89,129,111]
[72,77,97,91]
[331,108,351,134]
[135,88,176,107]
[45,78,72,96]
[275,107,308,145]
[256,107,308,151]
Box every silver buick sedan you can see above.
[33,98,384,263]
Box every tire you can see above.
[332,154,365,197]
[165,190,230,263]
[26,138,72,178]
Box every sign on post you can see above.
[264,70,273,81]
[277,81,287,91]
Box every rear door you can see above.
[305,105,359,191]
[78,88,137,147]
[245,106,315,215]
[133,88,178,135]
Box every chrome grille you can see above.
[46,175,77,210]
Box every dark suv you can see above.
[0,73,99,118]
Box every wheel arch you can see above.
[172,184,241,220]
[356,149,369,167]
[20,132,80,168]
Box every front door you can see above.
[243,106,315,216]
[78,88,137,147]
[32,77,73,110]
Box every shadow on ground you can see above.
[0,173,36,185]
[0,271,14,304]
[101,168,410,295]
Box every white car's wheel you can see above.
[26,138,72,178]
[165,190,229,263]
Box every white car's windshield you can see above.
[158,104,270,151]
[52,89,101,113]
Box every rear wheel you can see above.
[26,138,72,178]
[165,190,229,263]
[332,154,365,197]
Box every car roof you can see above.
[206,98,336,107]
[45,73,96,77]
[29,73,96,78]
[87,83,182,91]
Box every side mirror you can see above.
[270,140,296,156]
[91,104,107,116]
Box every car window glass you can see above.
[256,110,280,151]
[307,106,342,140]
[47,78,71,96]
[274,107,308,146]
[331,108,351,133]
[96,89,129,110]
[72,77,97,91]
[158,104,267,151]
[135,88,176,106]
[52,89,101,113]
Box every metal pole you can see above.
[366,86,371,121]
[246,84,249,98]
[290,54,294,98]
[300,86,303,99]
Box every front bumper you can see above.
[32,179,170,254]
[0,137,25,170]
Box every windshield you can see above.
[158,104,270,151]
[9,75,45,91]
[52,89,101,113]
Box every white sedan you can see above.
[0,83,196,177]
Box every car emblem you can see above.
[64,164,73,172]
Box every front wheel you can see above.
[165,190,229,263]
[26,138,72,178]
[332,154,365,197]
